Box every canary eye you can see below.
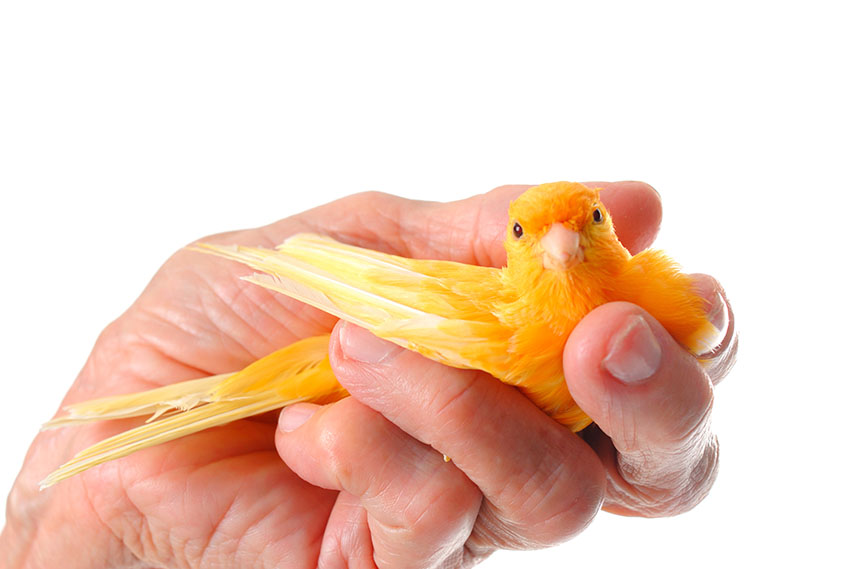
[592,208,603,223]
[512,222,524,239]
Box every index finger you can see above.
[235,181,662,267]
[327,321,607,549]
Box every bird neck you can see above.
[499,261,616,336]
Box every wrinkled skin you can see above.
[1,182,736,568]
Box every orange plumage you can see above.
[41,182,720,487]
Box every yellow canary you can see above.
[41,182,721,487]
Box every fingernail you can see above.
[339,321,402,364]
[690,275,728,334]
[603,315,662,383]
[279,403,319,432]
[706,292,729,338]
[690,275,730,353]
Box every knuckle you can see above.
[313,400,370,484]
[615,432,720,517]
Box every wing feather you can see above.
[193,235,511,375]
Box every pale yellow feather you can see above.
[194,238,511,375]
[42,373,234,428]
[41,335,345,488]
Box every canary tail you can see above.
[41,373,235,429]
[39,392,293,489]
[41,334,346,488]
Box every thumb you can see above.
[563,301,719,516]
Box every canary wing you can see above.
[617,249,726,356]
[194,234,512,376]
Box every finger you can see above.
[315,491,374,569]
[393,180,661,264]
[210,180,662,266]
[592,181,663,254]
[329,321,606,550]
[689,273,738,384]
[276,399,482,569]
[563,301,719,516]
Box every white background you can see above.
[1,1,847,567]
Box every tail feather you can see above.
[42,335,347,487]
[42,373,234,429]
[40,392,299,489]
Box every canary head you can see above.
[505,182,629,278]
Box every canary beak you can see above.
[541,224,583,271]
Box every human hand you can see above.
[274,182,736,566]
[0,182,735,568]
